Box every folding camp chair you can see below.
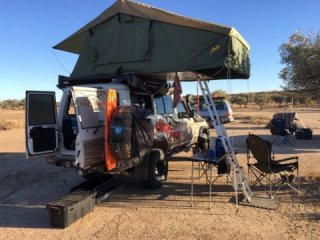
[270,118,294,145]
[247,134,299,198]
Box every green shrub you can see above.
[0,99,25,110]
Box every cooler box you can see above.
[47,191,96,228]
[295,128,312,140]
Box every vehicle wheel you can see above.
[144,150,168,189]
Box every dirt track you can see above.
[0,108,319,240]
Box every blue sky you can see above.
[0,0,319,100]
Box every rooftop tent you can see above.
[54,0,250,81]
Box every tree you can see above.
[279,31,320,102]
[271,94,284,107]
[254,93,269,111]
[229,96,237,107]
[212,89,227,99]
[241,96,248,108]
[231,95,247,108]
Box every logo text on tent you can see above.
[209,45,221,55]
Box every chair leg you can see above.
[248,167,270,190]
[297,167,300,193]
[269,174,273,199]
[272,171,300,194]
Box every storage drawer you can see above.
[47,191,96,228]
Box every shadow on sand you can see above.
[0,153,82,229]
[0,152,319,229]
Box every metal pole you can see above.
[197,79,200,114]
[209,163,212,210]
[191,161,194,207]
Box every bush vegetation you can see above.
[0,99,25,131]
[236,114,270,125]
[0,99,25,110]
[228,90,318,110]
[0,120,24,131]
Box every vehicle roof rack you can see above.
[57,75,113,89]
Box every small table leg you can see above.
[233,167,239,208]
[191,161,194,207]
[209,163,212,210]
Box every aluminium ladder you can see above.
[198,79,253,203]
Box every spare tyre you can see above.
[109,106,132,160]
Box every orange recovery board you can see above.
[104,89,118,170]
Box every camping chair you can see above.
[270,118,294,145]
[246,134,299,198]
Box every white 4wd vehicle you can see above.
[26,77,209,189]
[194,96,234,125]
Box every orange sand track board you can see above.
[104,89,117,170]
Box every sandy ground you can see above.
[0,108,319,240]
[0,110,24,121]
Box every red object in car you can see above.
[156,119,171,133]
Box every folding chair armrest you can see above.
[276,156,298,163]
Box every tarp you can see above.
[54,0,250,81]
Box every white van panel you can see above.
[25,91,58,159]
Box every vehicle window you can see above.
[163,96,174,114]
[28,94,56,125]
[176,102,189,118]
[176,102,187,114]
[154,96,174,114]
[200,102,207,110]
[225,101,232,109]
[197,99,224,110]
[154,97,165,114]
[75,92,106,129]
[214,101,225,110]
[67,97,75,115]
[131,93,153,111]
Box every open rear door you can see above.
[25,91,58,158]
[71,86,108,168]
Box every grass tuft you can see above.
[235,114,270,125]
[0,120,24,131]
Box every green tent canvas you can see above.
[54,0,250,81]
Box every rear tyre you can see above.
[144,150,168,189]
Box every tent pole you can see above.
[197,79,200,114]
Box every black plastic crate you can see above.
[47,191,96,228]
[295,128,313,140]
